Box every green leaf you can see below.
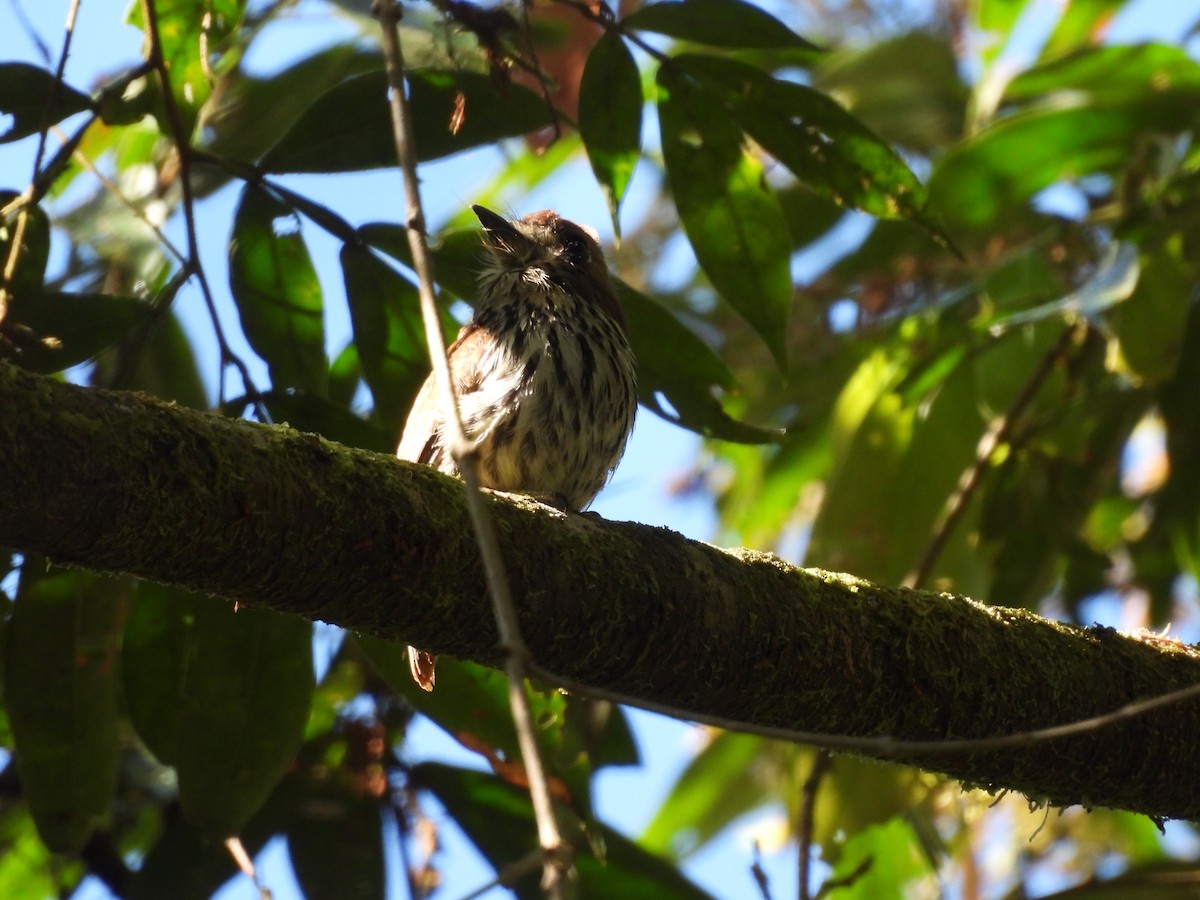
[6,564,123,853]
[262,70,552,173]
[204,45,385,164]
[928,106,1145,233]
[1041,0,1126,60]
[127,801,284,900]
[0,192,49,295]
[815,32,967,152]
[0,290,150,373]
[641,732,768,857]
[329,342,363,409]
[822,818,930,900]
[111,310,209,408]
[624,0,818,51]
[229,183,327,395]
[172,598,314,838]
[807,345,985,588]
[356,636,526,765]
[358,637,627,823]
[0,806,63,898]
[674,55,936,231]
[618,282,781,443]
[126,0,245,131]
[580,31,643,235]
[122,582,190,765]
[359,223,481,300]
[974,0,1031,68]
[339,243,432,439]
[1006,42,1200,115]
[657,65,793,367]
[287,783,385,900]
[563,696,639,771]
[1109,241,1192,385]
[0,63,95,144]
[413,762,717,898]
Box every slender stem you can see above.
[140,0,269,420]
[58,126,188,265]
[371,2,569,893]
[458,848,546,899]
[1,0,82,328]
[390,789,423,900]
[551,0,673,65]
[527,660,1200,758]
[903,323,1082,590]
[797,752,831,900]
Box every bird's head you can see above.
[472,205,625,329]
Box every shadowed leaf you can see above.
[580,31,643,235]
[657,65,792,367]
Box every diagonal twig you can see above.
[903,322,1083,590]
[1,0,83,330]
[370,2,570,894]
[798,751,831,900]
[140,0,269,420]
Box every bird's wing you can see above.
[395,323,491,463]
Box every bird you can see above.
[397,204,638,691]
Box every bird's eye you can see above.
[560,233,590,266]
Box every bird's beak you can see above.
[473,205,529,255]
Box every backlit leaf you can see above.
[657,65,792,367]
[675,55,937,232]
[126,0,244,131]
[339,243,431,439]
[229,183,327,395]
[580,31,643,235]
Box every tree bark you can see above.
[1,360,1198,820]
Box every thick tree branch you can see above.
[2,361,1200,820]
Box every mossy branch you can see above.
[2,361,1199,820]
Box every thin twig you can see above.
[814,858,872,899]
[903,322,1083,589]
[225,837,272,899]
[371,2,570,894]
[8,0,54,65]
[750,840,772,900]
[427,0,569,136]
[391,789,424,900]
[797,751,831,900]
[140,0,269,420]
[56,126,188,265]
[527,661,1200,758]
[1,0,82,328]
[552,0,673,65]
[457,848,546,899]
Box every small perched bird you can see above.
[397,205,638,691]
